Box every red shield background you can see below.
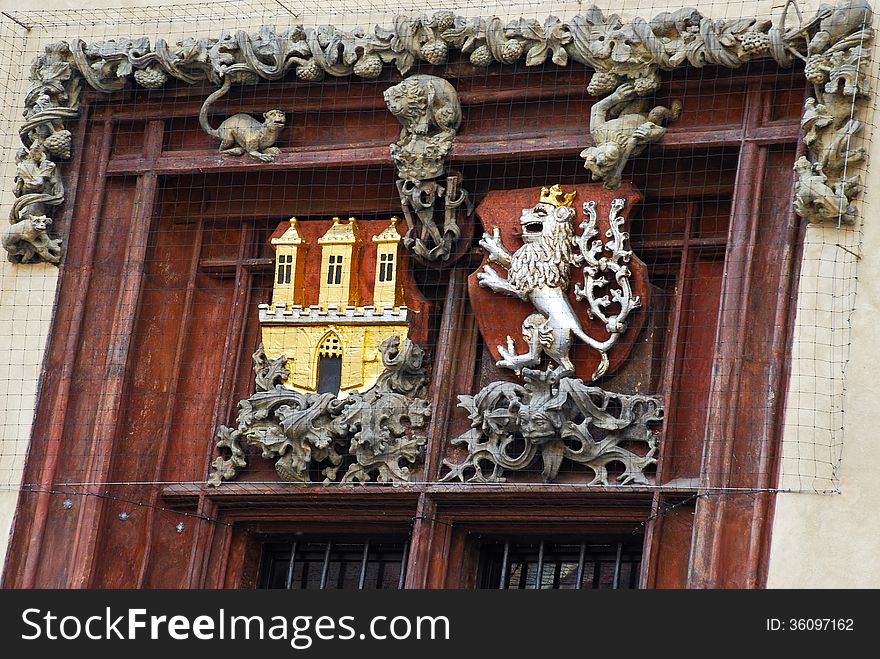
[468,182,651,382]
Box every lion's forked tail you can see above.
[198,76,233,139]
[591,351,609,382]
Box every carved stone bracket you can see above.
[208,336,431,486]
[385,75,473,264]
[440,369,663,485]
[794,0,873,224]
[8,2,875,263]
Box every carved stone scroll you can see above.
[385,75,473,264]
[440,369,663,485]
[208,337,431,486]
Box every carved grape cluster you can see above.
[133,66,168,89]
[739,30,771,55]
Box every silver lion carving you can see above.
[209,336,431,486]
[478,190,639,381]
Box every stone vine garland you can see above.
[6,1,874,263]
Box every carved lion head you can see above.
[383,79,427,125]
[519,202,576,244]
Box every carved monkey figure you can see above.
[199,79,286,162]
[580,83,682,189]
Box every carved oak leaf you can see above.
[512,16,572,67]
[442,17,487,52]
[15,157,56,195]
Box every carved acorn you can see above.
[420,39,448,65]
[353,53,383,79]
[469,45,493,67]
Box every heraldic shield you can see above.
[469,182,651,382]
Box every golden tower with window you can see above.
[260,216,410,396]
[317,217,360,308]
[270,217,306,308]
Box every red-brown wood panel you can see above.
[662,256,725,483]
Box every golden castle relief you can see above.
[259,216,411,395]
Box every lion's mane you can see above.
[507,212,579,295]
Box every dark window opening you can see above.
[477,537,642,590]
[258,538,410,590]
[277,254,293,284]
[379,253,394,283]
[316,356,342,394]
[326,255,344,285]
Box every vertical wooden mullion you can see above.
[423,267,478,480]
[18,118,113,589]
[640,204,693,588]
[688,80,777,587]
[66,120,165,588]
[135,218,204,587]
[187,225,254,588]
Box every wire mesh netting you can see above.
[0,0,873,579]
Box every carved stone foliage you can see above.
[440,369,663,485]
[795,0,873,224]
[208,337,431,486]
[8,2,875,263]
[6,43,79,264]
[386,75,472,264]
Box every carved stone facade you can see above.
[6,2,874,263]
[209,337,431,486]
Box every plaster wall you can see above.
[0,0,872,586]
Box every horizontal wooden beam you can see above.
[106,124,799,176]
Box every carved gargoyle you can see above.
[198,78,286,162]
[2,214,62,264]
[580,83,682,190]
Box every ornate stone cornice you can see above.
[6,2,874,263]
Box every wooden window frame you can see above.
[3,62,804,589]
